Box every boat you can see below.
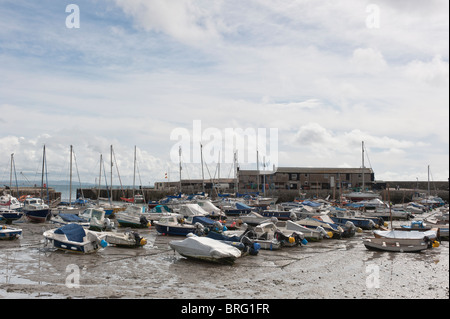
[50,213,90,227]
[373,229,438,242]
[239,212,270,226]
[146,205,179,224]
[155,215,203,236]
[362,237,429,252]
[0,194,23,211]
[79,207,114,231]
[169,233,242,264]
[277,220,330,241]
[103,231,147,248]
[297,217,344,239]
[0,206,23,223]
[259,209,297,221]
[0,225,22,240]
[22,197,51,223]
[206,231,261,256]
[43,223,108,254]
[221,201,253,216]
[328,208,377,230]
[115,205,150,228]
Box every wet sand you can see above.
[1,210,448,299]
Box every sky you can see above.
[0,0,448,187]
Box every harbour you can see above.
[1,187,448,300]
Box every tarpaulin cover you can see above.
[235,202,252,210]
[54,223,86,242]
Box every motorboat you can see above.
[115,205,150,228]
[276,220,330,241]
[155,215,203,236]
[0,225,22,240]
[50,213,90,227]
[0,206,23,223]
[22,197,51,223]
[169,234,242,264]
[43,223,108,254]
[239,212,269,226]
[103,231,147,248]
[80,207,114,231]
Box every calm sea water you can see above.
[49,184,134,201]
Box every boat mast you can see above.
[133,145,136,201]
[427,165,430,197]
[110,145,113,200]
[69,145,73,205]
[179,146,182,194]
[200,143,205,194]
[361,141,365,191]
[97,154,102,205]
[41,145,46,200]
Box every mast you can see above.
[427,165,430,196]
[133,145,136,200]
[110,145,113,200]
[69,145,73,205]
[97,154,102,205]
[361,141,365,191]
[200,143,205,194]
[41,145,46,200]
[256,149,259,193]
[179,146,182,194]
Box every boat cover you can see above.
[302,201,321,207]
[192,216,216,226]
[59,213,87,223]
[54,223,86,242]
[235,202,252,210]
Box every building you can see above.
[238,167,374,192]
[154,166,374,194]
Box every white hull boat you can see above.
[363,237,429,252]
[169,234,242,264]
[43,223,108,254]
[0,225,22,240]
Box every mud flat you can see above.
[0,213,448,300]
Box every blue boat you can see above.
[154,215,198,236]
[259,210,296,221]
[223,202,253,216]
[43,223,107,254]
[0,225,22,240]
[22,198,51,223]
[0,207,23,223]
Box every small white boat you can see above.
[362,237,429,253]
[169,234,242,264]
[0,225,22,240]
[279,220,330,241]
[373,229,438,242]
[43,223,108,254]
[239,212,269,226]
[115,205,150,228]
[80,207,114,231]
[103,231,147,248]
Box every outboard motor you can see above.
[140,215,149,227]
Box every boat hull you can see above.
[155,223,196,236]
[24,209,51,223]
[363,237,428,252]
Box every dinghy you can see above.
[362,237,429,253]
[43,223,108,254]
[103,231,147,248]
[115,205,150,228]
[169,233,242,264]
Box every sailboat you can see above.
[362,186,437,252]
[23,145,51,223]
[344,141,380,201]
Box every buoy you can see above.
[140,238,147,246]
[357,227,363,233]
[432,241,440,248]
[327,231,334,238]
[289,236,295,244]
[301,238,308,245]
